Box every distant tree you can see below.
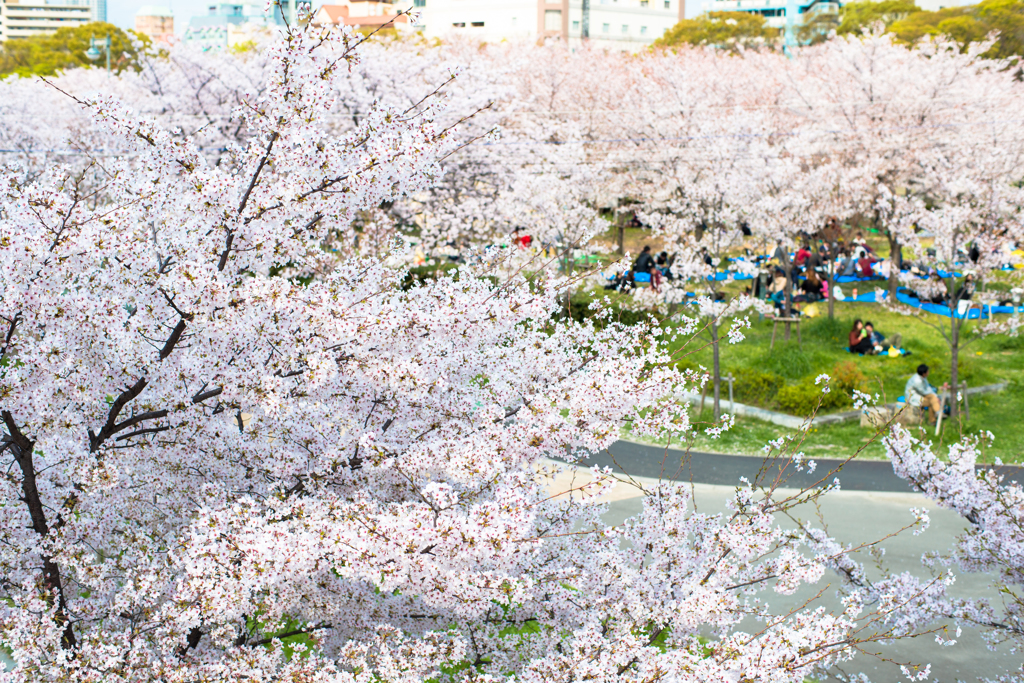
[0,22,141,79]
[890,0,1024,59]
[838,0,922,34]
[799,1,920,45]
[653,11,781,51]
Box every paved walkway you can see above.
[580,438,1022,493]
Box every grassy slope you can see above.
[639,298,1023,464]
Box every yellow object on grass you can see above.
[803,303,820,318]
[888,346,901,357]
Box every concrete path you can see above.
[568,474,1022,682]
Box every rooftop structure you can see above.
[311,1,412,31]
[0,0,94,42]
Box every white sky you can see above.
[107,0,705,34]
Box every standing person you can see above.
[904,364,945,426]
[633,245,661,291]
[848,319,875,354]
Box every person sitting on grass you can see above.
[799,270,825,302]
[904,364,947,426]
[864,321,902,354]
[848,319,875,354]
[857,252,880,278]
[633,245,661,291]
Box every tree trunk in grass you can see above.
[888,233,902,300]
[617,224,625,256]
[779,249,793,340]
[711,320,721,421]
[949,313,961,421]
[827,251,836,320]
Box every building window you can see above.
[664,0,670,7]
[544,9,561,30]
[640,0,648,6]
[452,21,465,27]
[640,25,647,35]
[471,21,484,26]
[413,0,425,6]
[602,22,609,32]
[621,24,628,33]
[572,20,579,30]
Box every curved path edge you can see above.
[580,439,1023,493]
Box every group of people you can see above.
[606,245,676,293]
[848,319,903,355]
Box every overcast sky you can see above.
[107,0,705,34]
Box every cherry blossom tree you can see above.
[0,24,952,683]
[785,31,1024,300]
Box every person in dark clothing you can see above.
[849,319,875,354]
[633,245,661,291]
[954,273,976,302]
[656,251,675,280]
[800,270,825,302]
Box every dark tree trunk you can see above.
[950,315,960,420]
[827,264,836,320]
[1,412,76,651]
[888,233,902,300]
[711,320,721,421]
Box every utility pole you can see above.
[581,0,590,39]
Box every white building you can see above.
[183,0,297,51]
[415,0,685,50]
[0,0,94,42]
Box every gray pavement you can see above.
[583,439,1023,493]
[604,484,1021,682]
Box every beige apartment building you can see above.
[135,5,173,43]
[0,0,94,41]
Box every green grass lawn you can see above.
[639,300,1024,464]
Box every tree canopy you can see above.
[890,0,1024,58]
[0,22,142,79]
[838,0,922,34]
[653,11,781,51]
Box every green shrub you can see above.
[776,361,865,416]
[732,368,785,406]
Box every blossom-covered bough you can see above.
[887,428,1024,681]
[0,23,988,683]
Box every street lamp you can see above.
[84,34,111,75]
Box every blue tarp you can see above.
[841,290,888,303]
[894,288,988,319]
[705,271,754,281]
[836,274,884,283]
